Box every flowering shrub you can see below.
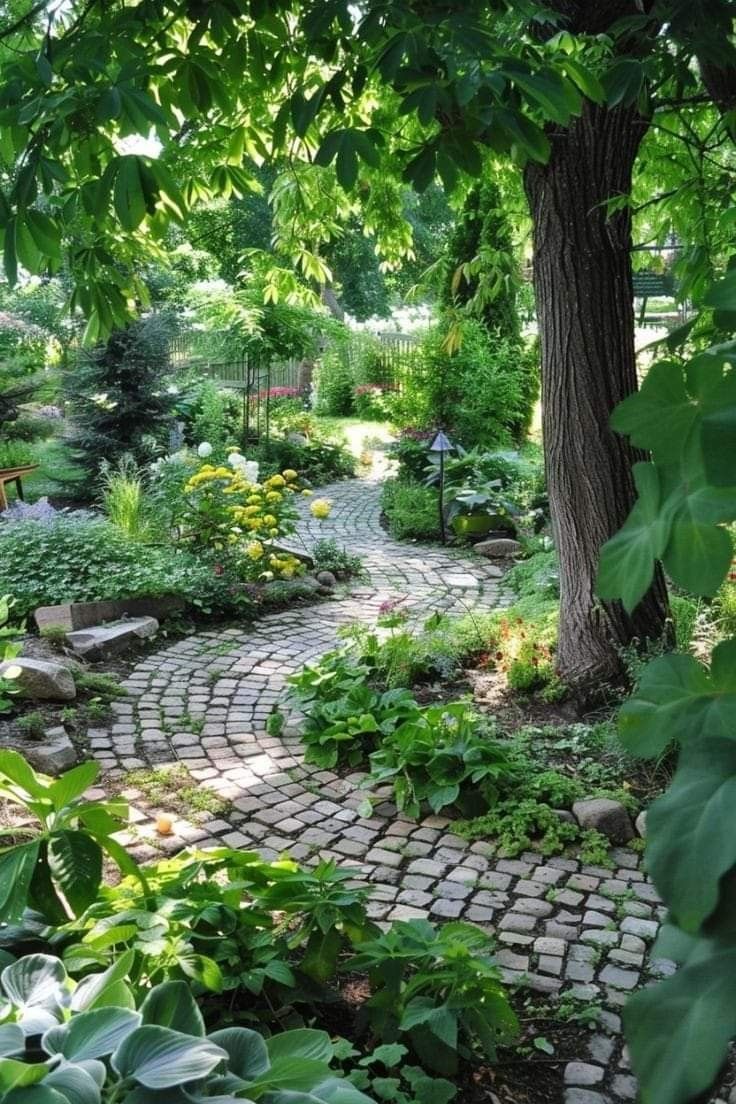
[181,458,309,581]
[353,382,397,419]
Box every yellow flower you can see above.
[301,489,313,497]
[283,469,298,481]
[310,498,332,519]
[243,505,261,517]
[263,514,277,528]
[246,541,264,560]
[266,491,282,503]
[267,474,286,488]
[247,495,262,505]
[269,527,279,537]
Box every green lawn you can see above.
[9,438,86,505]
[315,416,395,457]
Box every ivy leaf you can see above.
[624,941,736,1104]
[619,639,736,758]
[597,463,672,611]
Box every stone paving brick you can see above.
[86,477,660,1104]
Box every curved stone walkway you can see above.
[93,477,668,1104]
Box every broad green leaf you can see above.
[25,211,61,262]
[178,952,222,992]
[0,844,40,924]
[267,1030,332,1064]
[561,58,605,104]
[400,998,457,1050]
[29,842,69,926]
[248,1056,331,1094]
[619,640,736,757]
[597,463,672,611]
[624,943,736,1104]
[502,63,581,123]
[0,750,49,798]
[112,1027,226,1088]
[646,735,736,930]
[495,108,550,163]
[663,511,733,596]
[47,832,102,916]
[43,1062,101,1104]
[2,955,67,1032]
[43,1008,141,1061]
[70,949,135,1011]
[611,362,696,465]
[140,982,205,1037]
[0,1060,49,1093]
[0,1026,24,1058]
[209,1027,269,1079]
[3,1087,68,1104]
[47,763,99,812]
[3,218,17,286]
[703,268,736,310]
[602,59,643,107]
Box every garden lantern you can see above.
[429,429,453,544]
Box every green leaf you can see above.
[646,734,736,931]
[112,1026,227,1089]
[25,210,61,262]
[704,268,736,311]
[495,109,550,163]
[2,954,67,1029]
[43,1062,101,1104]
[4,1087,70,1104]
[29,842,69,926]
[502,63,581,124]
[0,844,40,924]
[113,156,147,231]
[562,58,605,104]
[43,1008,142,1061]
[178,952,222,992]
[602,59,643,107]
[402,147,436,192]
[624,943,736,1104]
[47,831,102,917]
[0,1026,24,1058]
[71,950,136,1012]
[0,1060,49,1093]
[3,218,17,286]
[140,982,205,1037]
[611,362,696,465]
[0,749,48,798]
[209,1027,269,1079]
[597,463,672,611]
[267,1030,332,1064]
[47,763,100,812]
[400,999,457,1050]
[663,510,733,596]
[618,641,736,758]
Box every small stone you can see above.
[315,570,337,589]
[474,538,522,558]
[599,964,640,990]
[635,810,647,837]
[620,916,659,942]
[534,937,566,956]
[0,657,76,701]
[564,1090,609,1104]
[572,798,634,844]
[612,1074,638,1100]
[564,1063,604,1087]
[24,729,77,774]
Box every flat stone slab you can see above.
[444,573,481,588]
[35,597,183,633]
[0,657,76,701]
[66,617,158,659]
[24,728,77,774]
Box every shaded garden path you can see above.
[94,477,669,1104]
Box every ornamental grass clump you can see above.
[180,456,314,582]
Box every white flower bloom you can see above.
[228,451,246,470]
[245,461,260,483]
[197,442,213,458]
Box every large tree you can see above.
[0,0,734,686]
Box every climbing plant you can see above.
[598,264,736,1104]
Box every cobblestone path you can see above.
[93,478,671,1104]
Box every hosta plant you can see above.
[0,595,23,714]
[0,751,140,925]
[0,952,372,1104]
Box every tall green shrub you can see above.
[61,315,177,483]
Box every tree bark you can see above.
[524,101,670,688]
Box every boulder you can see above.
[635,810,647,838]
[553,808,576,825]
[474,538,523,558]
[66,617,159,659]
[316,570,337,589]
[572,798,635,844]
[24,728,77,774]
[0,657,76,701]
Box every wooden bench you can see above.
[0,465,39,511]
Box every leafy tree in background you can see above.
[0,0,735,687]
[440,178,520,341]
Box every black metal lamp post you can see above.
[429,429,453,545]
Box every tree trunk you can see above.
[524,101,669,688]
